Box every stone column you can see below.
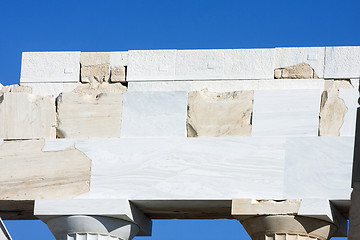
[240,215,336,240]
[34,199,152,240]
[45,215,139,240]
[232,199,344,240]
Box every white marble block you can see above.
[0,92,56,139]
[110,52,128,67]
[20,52,80,83]
[252,90,321,136]
[127,50,176,81]
[120,91,187,137]
[324,46,360,79]
[75,137,286,199]
[284,137,353,199]
[175,50,224,80]
[275,47,326,78]
[223,48,274,79]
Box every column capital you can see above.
[34,199,152,240]
[232,199,345,240]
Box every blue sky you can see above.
[1,0,359,239]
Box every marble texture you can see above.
[0,92,56,139]
[284,137,353,199]
[20,82,80,97]
[187,90,253,137]
[339,88,359,136]
[57,92,124,138]
[175,50,224,80]
[324,46,360,79]
[0,140,91,199]
[110,52,128,67]
[252,90,321,136]
[275,47,325,78]
[127,50,176,81]
[75,137,286,200]
[128,79,325,92]
[20,52,80,83]
[42,139,76,152]
[223,49,274,79]
[120,91,187,137]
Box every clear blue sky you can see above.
[1,0,359,239]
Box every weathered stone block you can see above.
[275,47,325,78]
[319,81,349,136]
[81,64,110,83]
[110,66,126,83]
[0,140,90,199]
[0,92,56,139]
[57,85,126,138]
[187,90,253,137]
[81,52,110,66]
[274,63,318,79]
[0,84,32,93]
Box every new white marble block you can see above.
[251,90,321,136]
[324,46,360,79]
[120,91,187,137]
[284,137,353,199]
[223,48,274,79]
[20,52,80,83]
[75,137,286,199]
[175,50,224,80]
[127,50,177,81]
[275,47,325,78]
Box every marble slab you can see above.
[110,52,128,67]
[120,91,187,137]
[75,137,286,200]
[223,49,274,79]
[275,47,326,78]
[324,47,360,79]
[252,90,321,136]
[128,79,325,92]
[127,50,177,81]
[339,88,359,136]
[20,52,80,83]
[284,137,353,199]
[175,50,224,80]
